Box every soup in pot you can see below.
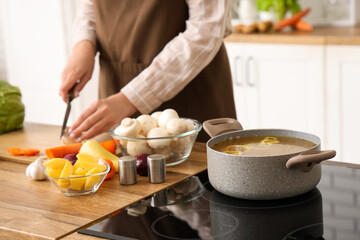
[211,136,316,156]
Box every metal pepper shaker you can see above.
[147,154,166,183]
[118,156,137,185]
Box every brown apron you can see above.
[94,0,236,142]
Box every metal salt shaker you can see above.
[118,156,137,185]
[147,154,166,183]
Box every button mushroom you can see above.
[147,127,171,149]
[152,146,171,159]
[186,119,195,131]
[114,117,141,147]
[166,118,188,135]
[150,111,162,122]
[170,136,192,154]
[126,134,152,156]
[114,118,141,137]
[158,109,179,129]
[136,114,157,136]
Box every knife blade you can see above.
[60,83,77,139]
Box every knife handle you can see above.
[68,82,78,102]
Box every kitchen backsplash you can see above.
[0,6,7,81]
[299,0,360,26]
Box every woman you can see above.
[60,0,236,142]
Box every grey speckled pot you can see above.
[206,123,336,200]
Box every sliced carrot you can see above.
[45,140,116,159]
[7,148,24,156]
[7,148,40,156]
[45,142,82,159]
[294,20,313,32]
[274,8,311,32]
[22,149,41,156]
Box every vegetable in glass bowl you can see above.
[109,109,202,166]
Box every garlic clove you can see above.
[26,157,48,181]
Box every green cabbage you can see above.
[256,0,301,21]
[0,80,25,134]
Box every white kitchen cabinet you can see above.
[225,42,325,142]
[326,46,360,164]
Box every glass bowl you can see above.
[44,162,110,196]
[109,118,202,166]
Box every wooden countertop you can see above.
[225,26,360,45]
[1,123,358,239]
[0,123,207,239]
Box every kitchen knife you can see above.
[60,83,78,139]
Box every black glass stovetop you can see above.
[78,164,360,240]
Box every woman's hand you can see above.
[60,40,95,102]
[68,92,138,141]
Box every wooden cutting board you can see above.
[0,122,64,164]
[0,122,113,164]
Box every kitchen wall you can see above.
[0,0,99,126]
[0,2,7,81]
[299,0,360,26]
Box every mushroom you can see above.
[147,127,171,149]
[158,109,179,129]
[170,136,191,154]
[150,111,162,121]
[166,118,188,135]
[186,119,195,131]
[152,146,171,159]
[136,114,157,136]
[114,118,141,137]
[126,134,152,156]
[114,118,141,147]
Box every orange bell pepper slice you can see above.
[99,158,115,180]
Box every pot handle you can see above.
[286,150,336,172]
[203,118,243,138]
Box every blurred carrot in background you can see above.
[274,7,311,31]
[294,20,313,31]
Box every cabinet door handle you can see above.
[246,56,255,87]
[234,56,243,86]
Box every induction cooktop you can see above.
[78,164,360,240]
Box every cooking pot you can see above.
[203,118,336,200]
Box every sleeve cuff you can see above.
[121,81,163,114]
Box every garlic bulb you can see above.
[26,157,47,180]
